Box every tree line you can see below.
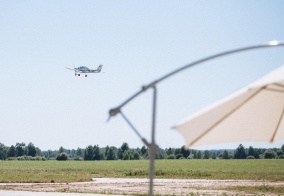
[0,142,44,160]
[0,142,284,161]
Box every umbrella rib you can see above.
[270,108,284,142]
[264,88,284,94]
[188,87,264,147]
[273,83,284,88]
[267,83,284,92]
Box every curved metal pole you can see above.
[109,41,284,118]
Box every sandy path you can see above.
[0,178,283,195]
[0,190,106,196]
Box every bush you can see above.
[187,154,194,159]
[7,156,46,161]
[175,154,183,159]
[36,156,46,161]
[56,153,68,161]
[73,156,81,161]
[30,157,37,161]
[264,150,275,159]
[246,155,255,159]
[17,156,25,160]
[167,154,176,159]
[276,150,284,157]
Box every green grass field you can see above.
[0,159,283,183]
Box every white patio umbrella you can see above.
[174,65,284,149]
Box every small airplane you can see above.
[66,65,103,77]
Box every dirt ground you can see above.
[0,178,283,195]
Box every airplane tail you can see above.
[97,65,103,72]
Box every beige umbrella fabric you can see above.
[174,65,284,148]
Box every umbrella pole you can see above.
[149,143,155,196]
[149,86,157,196]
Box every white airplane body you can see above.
[66,65,103,77]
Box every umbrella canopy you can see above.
[174,65,284,148]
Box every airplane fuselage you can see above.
[67,65,103,77]
[75,66,101,73]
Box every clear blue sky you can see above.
[1,1,284,150]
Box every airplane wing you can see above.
[66,67,75,71]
